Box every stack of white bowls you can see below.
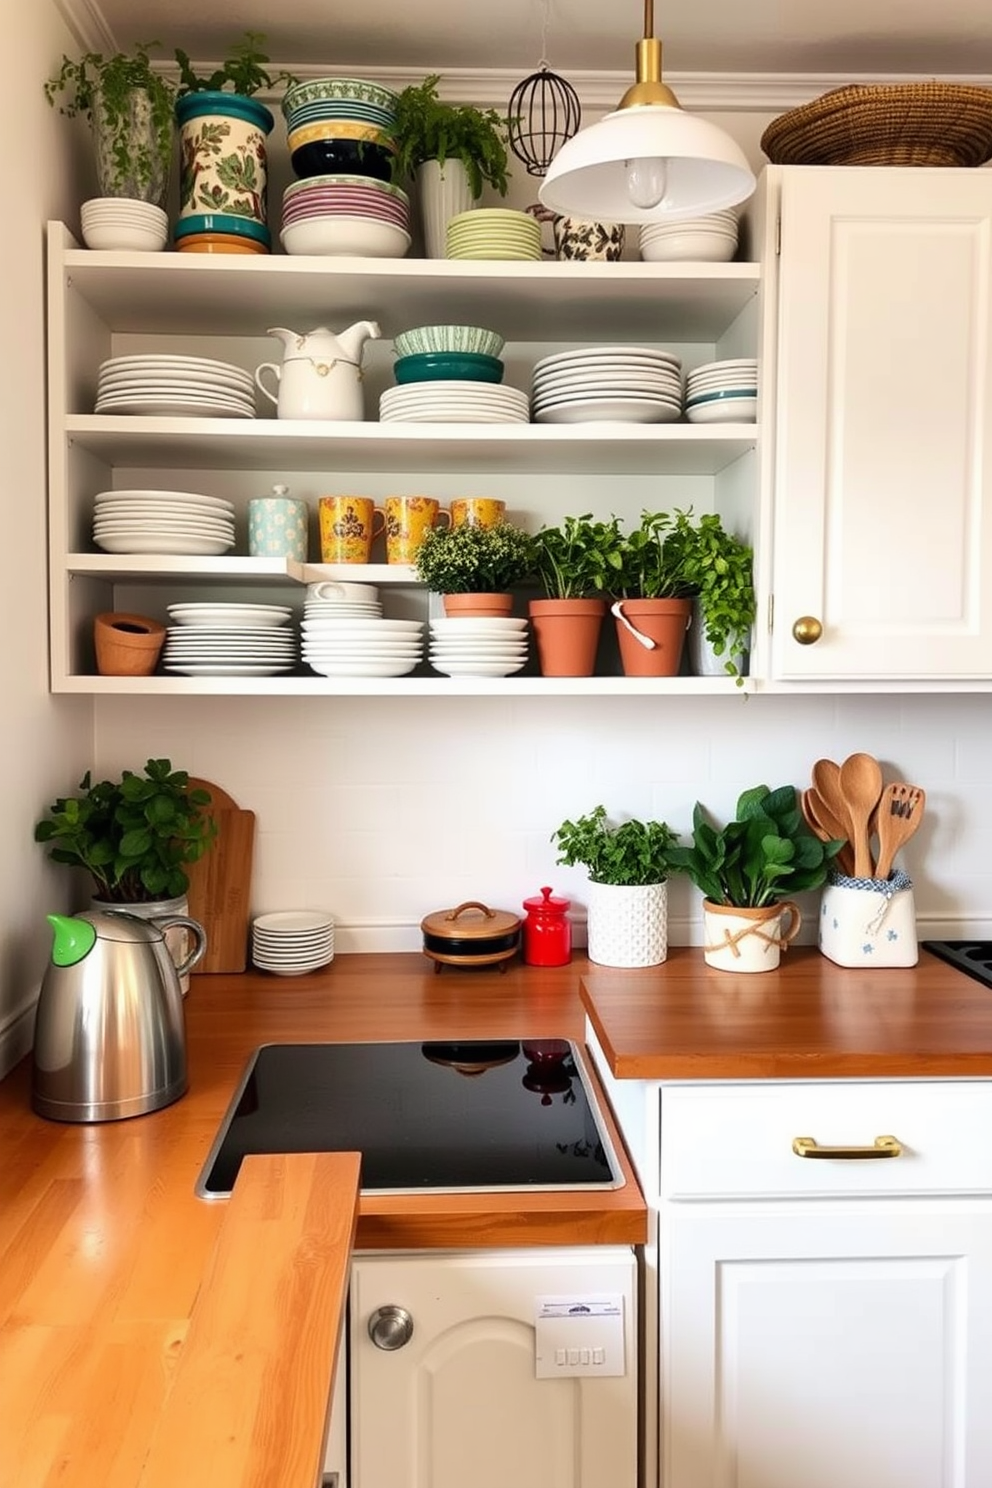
[638,210,739,263]
[429,616,529,677]
[80,198,169,252]
[684,358,758,424]
[250,910,335,976]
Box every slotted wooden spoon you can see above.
[874,783,926,881]
[838,752,884,877]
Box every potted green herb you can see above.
[666,783,843,972]
[172,33,296,245]
[663,509,756,684]
[45,42,176,206]
[552,804,681,967]
[390,74,513,257]
[528,513,625,677]
[34,758,216,905]
[414,521,534,617]
[609,510,695,678]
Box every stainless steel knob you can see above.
[368,1304,414,1350]
[792,615,823,645]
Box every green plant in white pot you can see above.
[663,508,756,684]
[552,805,681,967]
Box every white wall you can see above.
[0,3,95,1075]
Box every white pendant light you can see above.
[538,0,756,224]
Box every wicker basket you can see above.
[761,83,992,168]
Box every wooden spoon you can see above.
[838,752,884,878]
[874,783,926,881]
[802,788,856,877]
[811,758,849,835]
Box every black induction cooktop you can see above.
[922,940,992,988]
[196,1039,624,1199]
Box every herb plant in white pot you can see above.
[552,805,681,967]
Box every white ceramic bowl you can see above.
[81,222,169,252]
[685,395,757,424]
[639,231,737,263]
[280,215,411,258]
[81,197,169,227]
[393,324,505,359]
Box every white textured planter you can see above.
[417,158,476,259]
[685,601,750,679]
[586,880,668,968]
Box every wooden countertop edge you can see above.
[137,1151,360,1488]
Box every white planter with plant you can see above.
[664,509,756,684]
[551,805,680,968]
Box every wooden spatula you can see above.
[874,783,926,881]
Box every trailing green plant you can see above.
[529,513,625,599]
[45,43,176,199]
[611,509,696,600]
[552,805,681,887]
[390,74,512,197]
[34,758,216,904]
[413,521,534,593]
[666,784,843,908]
[173,31,297,96]
[662,508,756,684]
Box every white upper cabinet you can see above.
[765,166,992,682]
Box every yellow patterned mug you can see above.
[318,495,386,564]
[383,495,450,565]
[449,497,507,529]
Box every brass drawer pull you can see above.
[792,1134,902,1160]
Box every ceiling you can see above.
[85,0,992,82]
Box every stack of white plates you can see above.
[92,488,236,556]
[531,346,684,425]
[304,594,383,621]
[163,602,297,676]
[251,909,335,976]
[94,354,256,418]
[380,382,529,424]
[429,616,529,677]
[684,358,758,424]
[639,209,739,263]
[301,615,424,677]
[81,197,169,252]
[446,208,543,261]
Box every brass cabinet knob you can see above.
[792,615,823,645]
[368,1304,414,1350]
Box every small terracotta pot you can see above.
[93,612,166,677]
[442,592,514,619]
[613,598,692,677]
[529,598,606,677]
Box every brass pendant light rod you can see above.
[618,0,681,112]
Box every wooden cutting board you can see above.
[184,778,256,973]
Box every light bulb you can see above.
[625,157,668,210]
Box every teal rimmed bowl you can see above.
[173,213,271,246]
[394,351,504,385]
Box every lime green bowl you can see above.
[393,351,504,384]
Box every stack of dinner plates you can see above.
[94,354,256,418]
[250,909,335,976]
[379,381,529,424]
[92,488,235,556]
[531,345,684,424]
[428,616,529,677]
[162,602,297,676]
[684,358,758,424]
[301,615,424,677]
[446,208,542,261]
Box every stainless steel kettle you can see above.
[32,908,207,1123]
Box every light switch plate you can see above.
[534,1293,625,1378]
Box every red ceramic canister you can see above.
[521,885,572,967]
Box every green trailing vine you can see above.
[173,31,297,97]
[390,74,512,198]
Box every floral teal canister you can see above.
[175,91,274,248]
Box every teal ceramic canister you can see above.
[248,485,309,561]
[175,91,274,243]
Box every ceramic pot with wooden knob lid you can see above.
[420,901,522,973]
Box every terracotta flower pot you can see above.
[442,592,514,619]
[93,612,166,676]
[528,598,606,677]
[612,598,692,677]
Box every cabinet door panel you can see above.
[771,168,992,679]
[663,1204,992,1487]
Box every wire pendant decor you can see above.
[507,0,582,175]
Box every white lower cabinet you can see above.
[341,1246,638,1488]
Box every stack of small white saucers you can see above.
[301,615,424,677]
[638,209,739,263]
[429,616,529,677]
[684,358,758,424]
[304,592,383,622]
[379,381,529,424]
[94,354,256,418]
[92,488,235,556]
[162,603,297,677]
[446,208,542,261]
[250,910,335,976]
[531,346,683,424]
[80,197,169,252]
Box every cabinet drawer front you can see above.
[660,1081,992,1198]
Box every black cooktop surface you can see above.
[922,940,992,987]
[196,1039,623,1198]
